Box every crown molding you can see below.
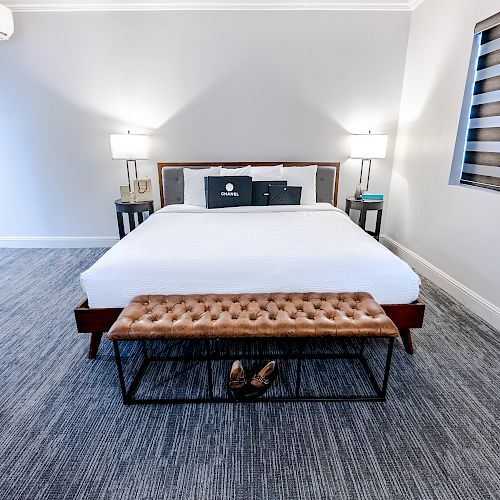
[408,0,425,9]
[5,1,420,13]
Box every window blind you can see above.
[461,12,500,191]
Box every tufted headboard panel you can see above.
[157,162,340,208]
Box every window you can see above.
[451,12,500,192]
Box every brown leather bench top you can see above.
[107,292,399,341]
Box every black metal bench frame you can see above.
[111,336,396,404]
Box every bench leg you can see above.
[399,328,414,355]
[113,340,129,404]
[141,340,149,360]
[206,340,214,399]
[381,338,395,396]
[295,342,303,398]
[358,338,395,400]
[88,333,103,359]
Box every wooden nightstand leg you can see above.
[116,213,125,239]
[137,211,144,224]
[375,209,383,240]
[128,212,136,232]
[359,207,367,230]
[345,199,351,215]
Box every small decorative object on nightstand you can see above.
[115,199,154,239]
[345,196,384,241]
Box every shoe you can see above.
[228,360,247,400]
[246,361,278,398]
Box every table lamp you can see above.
[110,131,150,195]
[350,132,388,199]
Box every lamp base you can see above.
[354,184,363,200]
[355,158,373,199]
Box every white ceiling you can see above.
[5,0,426,12]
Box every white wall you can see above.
[0,10,409,243]
[385,0,500,320]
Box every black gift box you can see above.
[204,176,253,208]
[268,185,302,205]
[251,180,288,206]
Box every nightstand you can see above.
[345,197,383,240]
[115,199,154,239]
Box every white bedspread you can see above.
[81,203,420,307]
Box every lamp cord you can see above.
[126,160,132,192]
[359,159,365,184]
[366,159,372,192]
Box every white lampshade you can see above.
[350,134,388,159]
[110,133,149,160]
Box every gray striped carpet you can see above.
[0,248,499,500]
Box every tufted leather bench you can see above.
[107,292,399,341]
[107,292,399,404]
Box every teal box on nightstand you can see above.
[362,193,384,201]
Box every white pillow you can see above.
[282,165,317,205]
[183,167,221,206]
[250,165,283,181]
[220,165,251,176]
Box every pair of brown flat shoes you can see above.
[228,360,278,399]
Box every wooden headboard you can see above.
[157,162,341,208]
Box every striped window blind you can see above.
[461,12,500,191]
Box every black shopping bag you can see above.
[251,181,288,206]
[204,176,253,208]
[268,185,302,205]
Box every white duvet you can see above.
[81,203,420,308]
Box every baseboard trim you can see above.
[381,234,500,331]
[0,236,119,248]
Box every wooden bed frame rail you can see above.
[74,299,425,359]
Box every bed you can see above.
[75,162,425,358]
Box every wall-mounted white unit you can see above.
[0,4,14,40]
